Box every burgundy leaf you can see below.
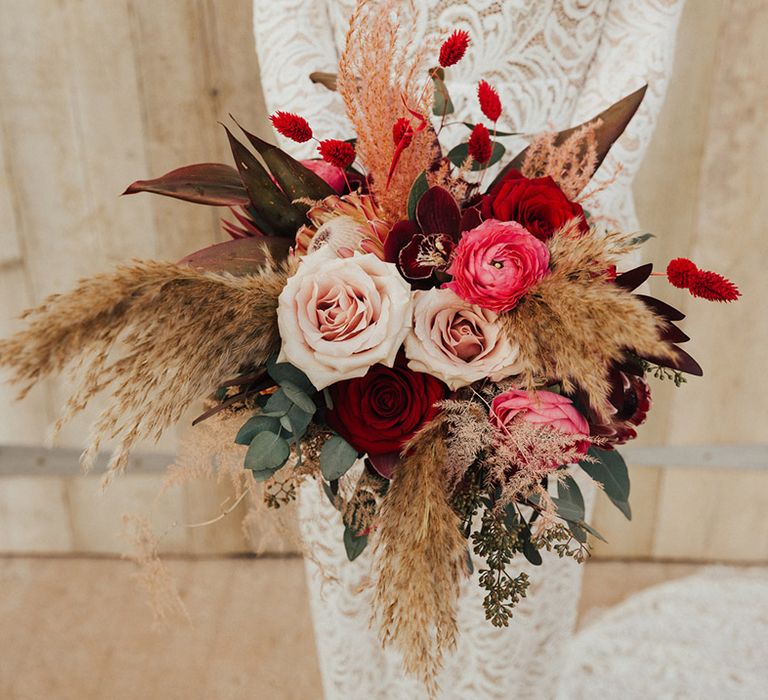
[637,294,686,322]
[660,322,690,344]
[491,85,648,190]
[641,346,703,376]
[368,451,400,479]
[179,236,291,276]
[459,206,483,232]
[123,163,249,206]
[615,263,653,291]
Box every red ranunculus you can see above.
[482,169,589,241]
[326,360,447,456]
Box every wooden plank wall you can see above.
[0,0,765,560]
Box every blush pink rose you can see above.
[277,248,412,389]
[301,159,346,194]
[490,389,590,454]
[445,219,549,313]
[404,288,524,389]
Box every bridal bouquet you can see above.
[0,1,738,691]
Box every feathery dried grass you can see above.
[521,121,601,199]
[372,416,467,695]
[338,0,435,223]
[0,253,293,480]
[122,514,190,625]
[503,221,673,417]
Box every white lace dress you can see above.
[253,2,684,697]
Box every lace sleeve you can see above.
[572,0,686,230]
[252,0,352,158]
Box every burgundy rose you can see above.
[326,360,447,457]
[482,169,589,241]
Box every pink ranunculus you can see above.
[490,389,590,454]
[301,159,346,194]
[277,248,412,390]
[445,219,550,313]
[404,288,524,389]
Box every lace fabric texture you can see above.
[253,1,685,697]
[558,566,768,699]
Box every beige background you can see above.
[0,0,766,561]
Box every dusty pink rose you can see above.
[404,288,524,389]
[490,389,590,454]
[277,248,412,389]
[445,219,549,312]
[301,159,346,194]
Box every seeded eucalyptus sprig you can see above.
[472,508,530,627]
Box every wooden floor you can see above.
[0,556,719,700]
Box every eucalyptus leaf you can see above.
[285,403,313,443]
[567,521,588,544]
[320,435,359,481]
[557,474,586,520]
[343,526,368,561]
[235,414,281,445]
[244,431,290,479]
[580,447,632,520]
[264,389,292,416]
[266,358,315,393]
[551,496,584,523]
[281,381,316,414]
[581,521,608,543]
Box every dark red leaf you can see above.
[123,163,249,206]
[367,451,400,479]
[231,116,334,205]
[223,125,304,236]
[459,206,483,232]
[637,294,686,322]
[491,85,648,190]
[615,263,653,292]
[641,345,703,376]
[660,322,690,344]
[179,236,291,276]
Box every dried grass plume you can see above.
[338,0,436,223]
[372,415,467,695]
[0,253,293,480]
[503,221,673,417]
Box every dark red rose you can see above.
[482,169,589,241]
[326,361,447,456]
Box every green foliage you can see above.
[472,509,530,627]
[237,360,318,477]
[628,232,655,247]
[431,69,454,117]
[245,431,291,480]
[447,142,506,171]
[462,123,518,137]
[407,171,429,222]
[579,447,632,520]
[320,435,359,481]
[343,526,368,561]
[641,360,687,386]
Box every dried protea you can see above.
[295,192,390,258]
